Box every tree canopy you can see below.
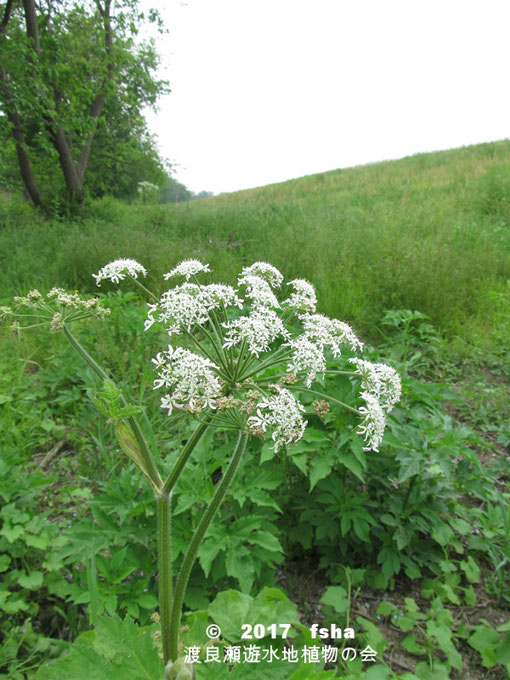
[0,0,170,208]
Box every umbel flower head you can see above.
[4,287,110,332]
[93,257,401,453]
[93,258,147,285]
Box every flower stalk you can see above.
[169,431,249,661]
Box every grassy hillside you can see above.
[1,140,510,346]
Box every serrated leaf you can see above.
[335,450,364,482]
[308,455,333,491]
[398,458,421,483]
[35,615,163,679]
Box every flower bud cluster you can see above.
[6,287,110,331]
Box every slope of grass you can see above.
[1,139,510,347]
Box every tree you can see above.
[0,0,169,207]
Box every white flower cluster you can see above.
[152,346,222,415]
[284,279,317,314]
[223,308,289,356]
[146,282,243,335]
[237,274,280,309]
[357,392,387,453]
[347,360,402,452]
[93,258,147,286]
[301,314,364,355]
[88,256,400,454]
[137,181,158,193]
[240,262,284,288]
[164,259,212,281]
[286,336,326,387]
[248,386,306,452]
[350,358,402,413]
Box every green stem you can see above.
[238,347,293,382]
[62,323,162,490]
[162,419,210,495]
[157,492,173,665]
[168,432,248,661]
[129,275,159,302]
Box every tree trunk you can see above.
[0,2,42,206]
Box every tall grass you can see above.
[1,140,509,344]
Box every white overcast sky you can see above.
[142,0,510,195]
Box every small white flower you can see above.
[301,314,364,355]
[286,336,326,387]
[237,274,280,309]
[146,282,243,335]
[284,279,317,314]
[239,262,284,288]
[93,259,147,286]
[201,284,243,310]
[223,308,289,356]
[164,259,211,281]
[350,358,401,412]
[248,386,306,452]
[357,391,386,452]
[152,283,210,335]
[152,345,222,415]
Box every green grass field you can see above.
[2,139,510,348]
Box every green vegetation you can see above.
[1,140,509,679]
[2,140,510,343]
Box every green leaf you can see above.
[259,442,275,464]
[208,590,253,641]
[35,615,162,679]
[377,547,400,580]
[495,632,510,665]
[18,571,44,590]
[199,538,226,578]
[0,554,11,572]
[335,450,364,482]
[468,625,499,668]
[376,601,395,617]
[308,455,333,491]
[401,634,425,655]
[289,452,308,475]
[398,457,421,484]
[249,531,282,553]
[320,586,349,614]
[25,533,50,550]
[460,556,481,583]
[1,524,25,543]
[135,593,158,610]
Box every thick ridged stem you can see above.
[157,492,173,665]
[168,432,248,661]
[62,323,162,490]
